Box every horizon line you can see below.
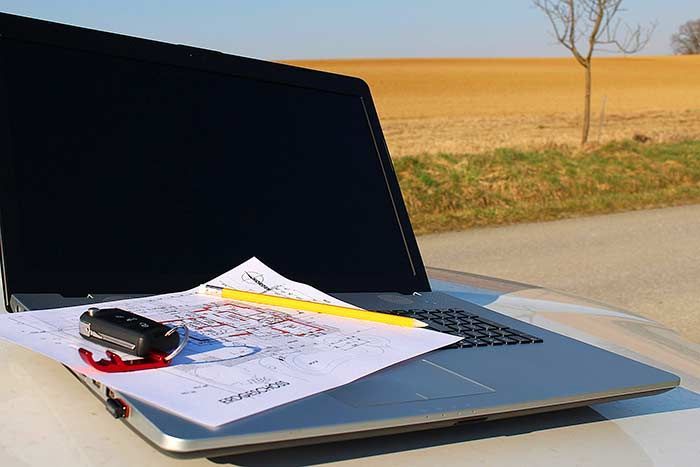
[281,53,684,62]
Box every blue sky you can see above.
[0,1,696,59]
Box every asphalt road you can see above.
[418,205,700,343]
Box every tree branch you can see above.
[533,0,655,61]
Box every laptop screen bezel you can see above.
[0,13,431,309]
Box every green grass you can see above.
[394,140,700,235]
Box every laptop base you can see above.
[11,291,679,456]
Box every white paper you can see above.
[0,258,460,427]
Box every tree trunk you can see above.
[581,63,592,146]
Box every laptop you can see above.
[0,13,679,457]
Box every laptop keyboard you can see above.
[386,309,543,349]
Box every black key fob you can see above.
[79,307,179,357]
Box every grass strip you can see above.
[394,140,700,235]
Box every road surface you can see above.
[418,205,700,343]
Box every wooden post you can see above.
[597,95,608,143]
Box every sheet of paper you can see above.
[0,258,460,427]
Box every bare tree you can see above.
[533,1,655,145]
[671,19,700,55]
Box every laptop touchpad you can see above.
[329,359,494,407]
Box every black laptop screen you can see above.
[0,38,426,296]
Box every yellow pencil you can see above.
[201,285,427,328]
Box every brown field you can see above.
[287,56,700,156]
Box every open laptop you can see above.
[0,13,679,457]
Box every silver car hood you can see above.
[1,268,699,466]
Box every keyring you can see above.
[164,325,189,362]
